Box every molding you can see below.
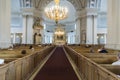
[43,20,76,25]
[98,11,107,15]
[21,7,34,15]
[78,8,98,18]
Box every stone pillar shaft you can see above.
[75,18,80,44]
[0,0,11,48]
[80,8,98,45]
[106,0,120,49]
[22,15,33,44]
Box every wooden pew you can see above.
[100,64,120,75]
[80,53,117,64]
[0,64,4,66]
[90,58,117,64]
[4,58,18,63]
[82,53,117,58]
[0,58,18,64]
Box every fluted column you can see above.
[75,18,80,44]
[106,0,120,49]
[80,8,98,45]
[41,26,46,44]
[87,15,97,45]
[0,0,11,48]
[104,34,107,44]
[13,33,16,44]
[22,15,34,44]
[22,15,27,44]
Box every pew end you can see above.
[90,57,117,64]
[100,64,120,75]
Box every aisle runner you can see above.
[34,47,78,80]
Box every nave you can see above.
[0,45,120,80]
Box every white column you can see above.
[13,33,16,44]
[86,15,93,44]
[80,8,98,45]
[86,15,97,45]
[22,15,34,44]
[106,0,120,49]
[22,15,27,44]
[93,15,97,44]
[26,15,34,44]
[80,17,86,44]
[75,18,80,44]
[104,34,107,44]
[0,0,11,48]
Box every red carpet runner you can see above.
[34,46,79,80]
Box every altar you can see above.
[54,27,66,45]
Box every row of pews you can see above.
[0,45,45,65]
[0,45,55,80]
[66,45,120,80]
[82,53,120,77]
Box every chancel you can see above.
[44,0,68,45]
[54,25,66,45]
[0,0,120,80]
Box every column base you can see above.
[105,44,120,50]
[0,42,12,49]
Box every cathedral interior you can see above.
[0,0,120,80]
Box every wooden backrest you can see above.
[100,64,120,75]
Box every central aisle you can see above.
[34,46,79,80]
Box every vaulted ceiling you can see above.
[33,0,87,11]
[32,0,86,32]
[12,0,105,33]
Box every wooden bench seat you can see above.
[100,64,120,75]
[82,53,117,57]
[90,58,117,64]
[0,58,18,63]
[4,58,18,63]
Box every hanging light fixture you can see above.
[45,0,68,24]
[55,28,65,35]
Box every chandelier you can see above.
[54,25,65,35]
[55,31,65,35]
[45,0,68,24]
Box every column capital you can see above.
[79,8,98,18]
[21,7,34,16]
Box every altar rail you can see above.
[64,46,120,80]
[0,46,54,80]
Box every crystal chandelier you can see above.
[45,0,68,24]
[55,30,65,35]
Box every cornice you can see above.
[77,8,98,18]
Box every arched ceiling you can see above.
[43,0,76,24]
[42,0,77,32]
[11,0,107,33]
[32,0,87,26]
[33,0,86,11]
[11,0,87,32]
[32,0,87,33]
